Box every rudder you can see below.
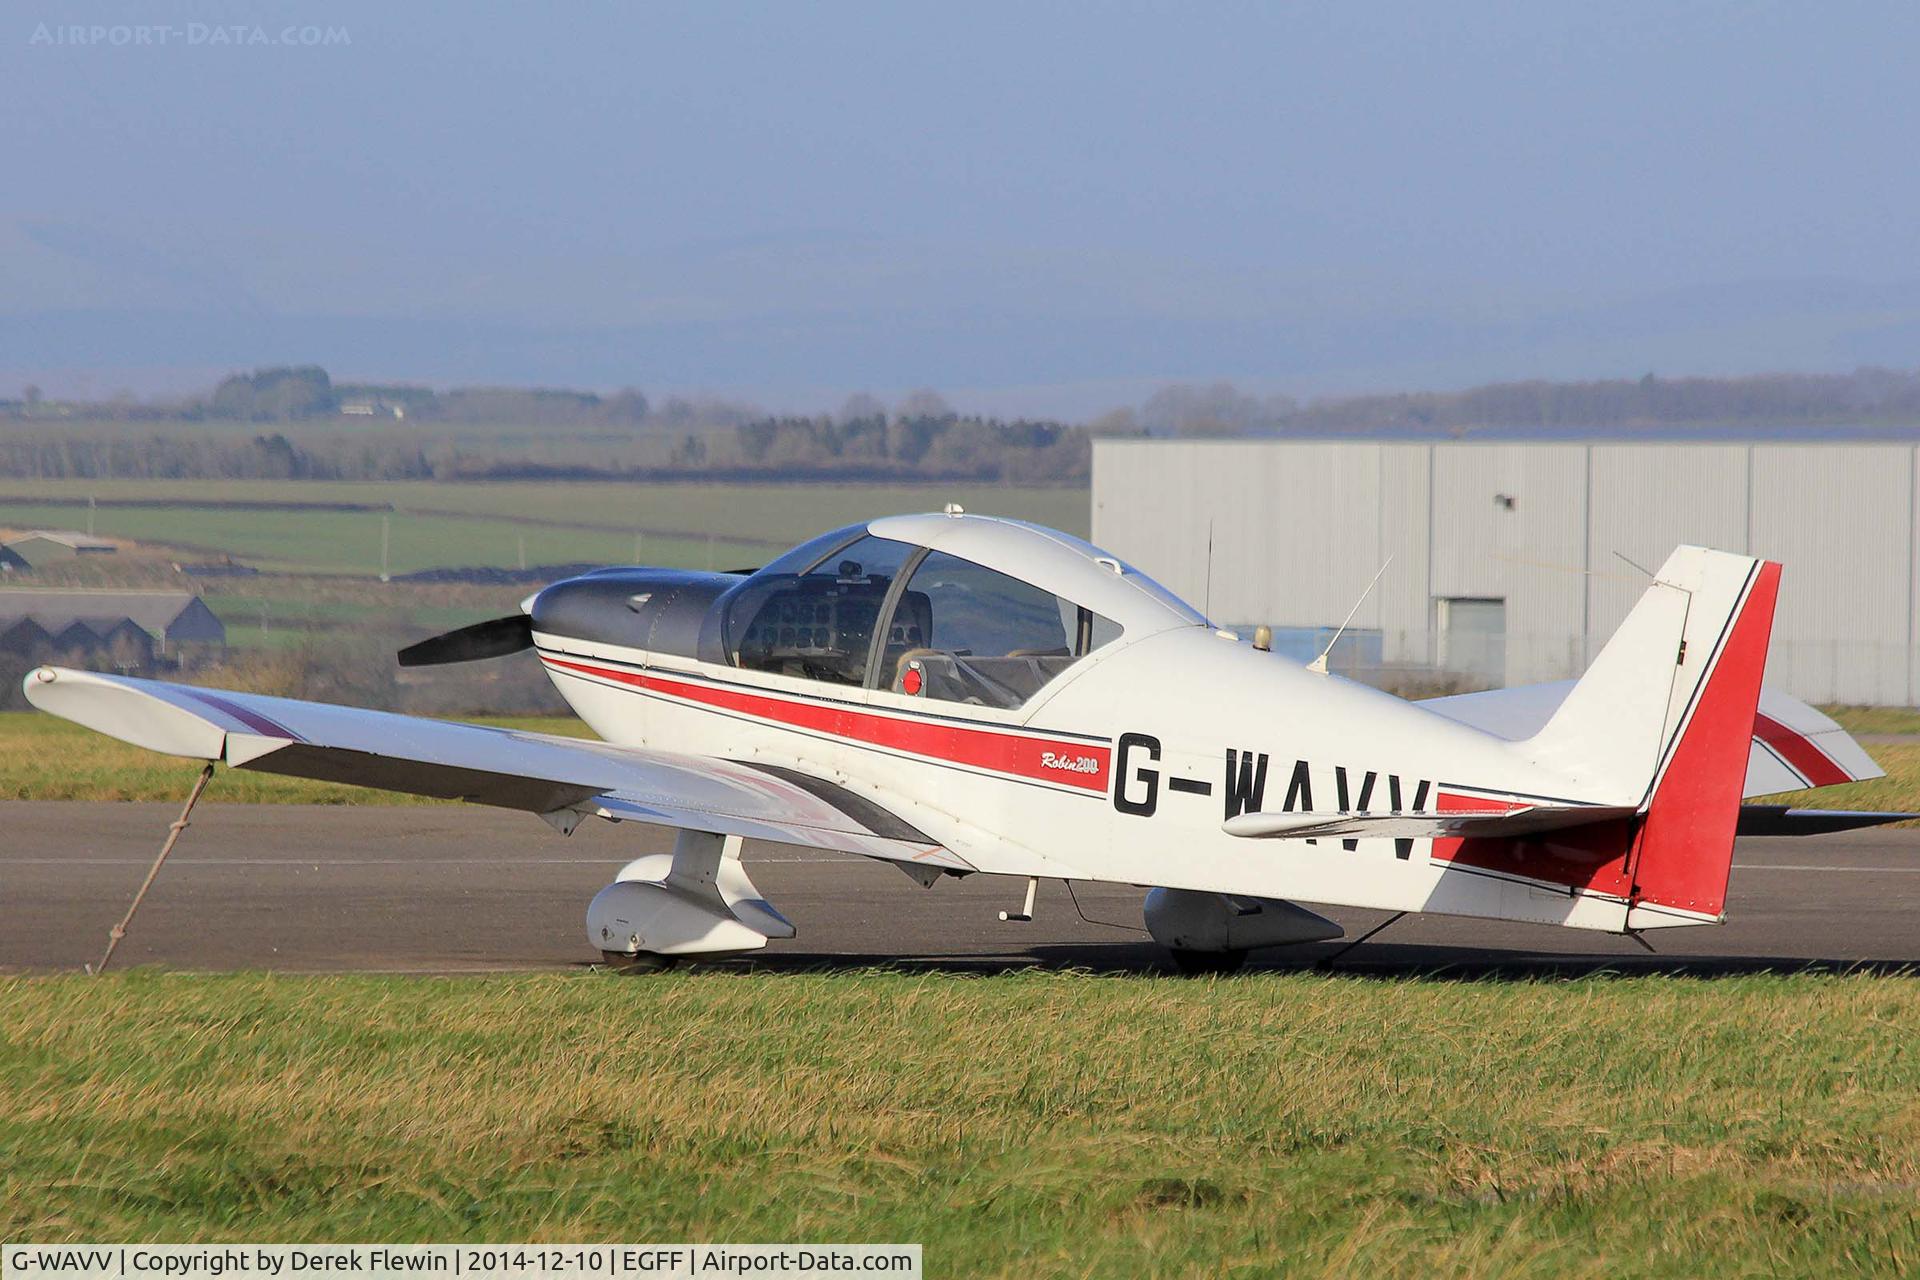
[1523,547,1782,925]
[1626,557,1781,924]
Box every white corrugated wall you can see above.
[1091,439,1919,705]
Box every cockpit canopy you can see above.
[531,515,1203,713]
[703,522,1128,709]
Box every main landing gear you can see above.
[1143,887,1346,976]
[586,829,794,972]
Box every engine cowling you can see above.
[1143,888,1344,954]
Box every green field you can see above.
[202,594,514,650]
[0,711,591,803]
[4,970,1919,1275]
[0,481,1089,574]
[1827,706,1920,737]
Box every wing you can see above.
[23,666,971,872]
[1421,682,1886,796]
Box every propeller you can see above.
[397,614,534,667]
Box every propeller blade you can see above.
[397,614,534,667]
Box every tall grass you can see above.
[3,970,1919,1276]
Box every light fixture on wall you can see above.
[1493,493,1517,510]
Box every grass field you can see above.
[199,592,502,651]
[3,970,1919,1274]
[0,711,590,803]
[0,481,1089,574]
[1828,705,1920,736]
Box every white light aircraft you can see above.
[25,510,1908,971]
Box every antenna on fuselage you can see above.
[1203,519,1215,621]
[1307,556,1393,676]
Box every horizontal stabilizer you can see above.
[1223,805,1635,841]
[1423,683,1886,798]
[1736,806,1920,836]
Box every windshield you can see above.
[723,532,916,686]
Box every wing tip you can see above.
[23,666,227,761]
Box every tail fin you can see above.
[1526,546,1782,924]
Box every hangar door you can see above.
[1436,596,1506,688]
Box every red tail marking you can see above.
[1752,710,1849,788]
[1627,561,1782,917]
[1433,788,1636,898]
[1428,562,1782,916]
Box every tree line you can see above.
[0,369,1095,482]
[0,423,1089,483]
[7,364,1920,483]
[1110,368,1920,436]
[3,365,749,429]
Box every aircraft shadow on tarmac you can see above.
[586,942,1920,982]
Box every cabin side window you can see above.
[725,535,916,687]
[881,550,1121,709]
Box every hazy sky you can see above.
[6,2,1920,414]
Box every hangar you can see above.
[1091,439,1920,706]
[0,588,226,667]
[3,529,118,567]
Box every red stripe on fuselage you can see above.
[1752,711,1849,787]
[541,655,1111,792]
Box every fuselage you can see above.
[527,513,1632,931]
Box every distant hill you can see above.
[6,365,1920,483]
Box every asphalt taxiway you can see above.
[4,802,1918,976]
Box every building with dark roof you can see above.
[0,589,224,669]
[0,615,51,656]
[48,617,156,670]
[2,530,118,567]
